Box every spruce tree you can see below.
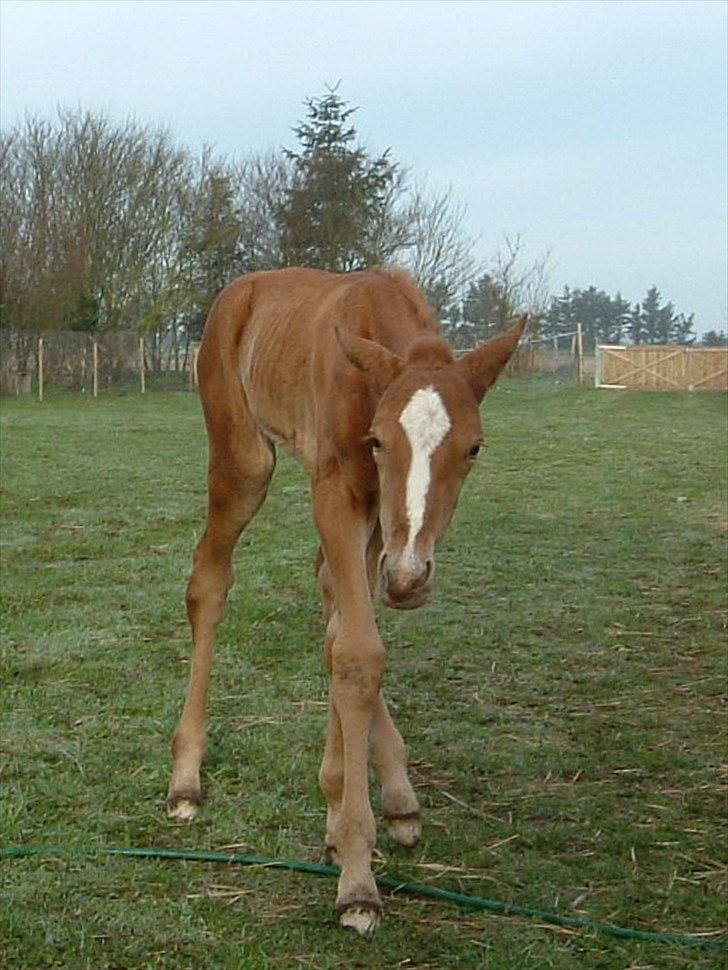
[460,273,509,344]
[671,312,696,345]
[632,286,678,344]
[277,86,398,272]
[701,329,727,346]
[543,286,627,349]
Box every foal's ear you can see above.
[455,316,527,402]
[335,327,405,397]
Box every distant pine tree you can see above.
[629,286,695,344]
[548,283,696,347]
[701,329,728,346]
[543,286,628,350]
[630,286,671,343]
[671,312,696,345]
[459,273,510,344]
[543,286,576,339]
[627,303,645,344]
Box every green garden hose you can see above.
[2,844,724,950]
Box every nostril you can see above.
[419,559,433,587]
[380,553,433,601]
[411,559,433,591]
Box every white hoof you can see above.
[386,815,421,848]
[339,904,381,938]
[167,797,199,821]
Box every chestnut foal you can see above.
[167,267,524,936]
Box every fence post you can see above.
[92,340,98,398]
[139,337,146,394]
[576,322,584,384]
[38,337,44,402]
[187,343,199,392]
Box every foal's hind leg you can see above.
[316,533,420,853]
[167,426,275,820]
[370,695,421,847]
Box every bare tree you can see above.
[0,98,511,375]
[489,233,552,328]
[233,151,292,272]
[397,182,476,314]
[1,110,248,362]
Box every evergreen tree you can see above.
[671,312,696,345]
[627,301,645,344]
[701,329,728,346]
[575,287,617,349]
[611,292,632,343]
[277,86,398,272]
[178,164,243,338]
[647,287,665,341]
[543,286,628,350]
[546,283,696,347]
[458,273,509,344]
[543,286,575,339]
[629,286,693,344]
[66,290,100,332]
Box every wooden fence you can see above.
[595,345,728,391]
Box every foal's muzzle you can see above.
[379,551,434,610]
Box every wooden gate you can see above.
[595,345,728,391]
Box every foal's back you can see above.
[200,267,440,470]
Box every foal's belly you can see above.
[238,312,319,472]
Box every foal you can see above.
[167,267,524,936]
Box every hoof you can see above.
[385,811,421,848]
[338,902,381,938]
[166,792,201,821]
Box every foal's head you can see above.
[339,319,525,610]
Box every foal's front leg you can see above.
[314,483,383,936]
[318,532,421,857]
[364,531,421,847]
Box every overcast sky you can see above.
[1,0,726,332]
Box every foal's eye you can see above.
[370,437,382,453]
[468,443,481,460]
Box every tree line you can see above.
[449,260,726,349]
[0,90,479,363]
[451,279,723,352]
[2,87,721,363]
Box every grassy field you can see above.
[1,382,726,969]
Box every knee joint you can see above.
[319,761,344,800]
[186,562,234,620]
[331,640,385,700]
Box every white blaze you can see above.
[398,386,451,564]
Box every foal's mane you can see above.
[338,267,447,365]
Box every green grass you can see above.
[1,382,726,969]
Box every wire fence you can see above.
[0,330,199,398]
[1,326,589,399]
[508,327,589,383]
